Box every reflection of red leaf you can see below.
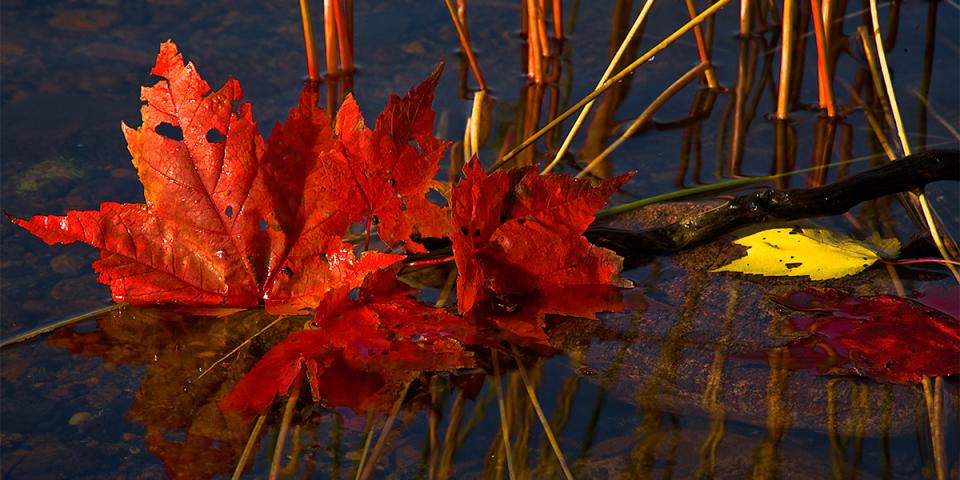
[469,285,624,352]
[774,288,960,383]
[221,273,477,416]
[9,41,441,313]
[451,158,631,314]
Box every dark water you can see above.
[2,0,958,478]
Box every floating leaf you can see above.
[712,226,900,280]
[773,287,960,383]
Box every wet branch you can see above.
[585,149,959,255]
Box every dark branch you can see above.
[586,149,959,255]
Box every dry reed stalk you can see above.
[922,376,946,480]
[511,347,574,480]
[740,0,753,36]
[728,37,758,174]
[490,350,517,480]
[269,373,303,480]
[427,377,441,479]
[577,63,709,178]
[542,0,655,174]
[526,0,545,82]
[536,0,551,55]
[552,0,564,39]
[332,0,353,73]
[232,415,267,480]
[358,382,412,480]
[868,0,960,282]
[323,0,340,75]
[856,27,895,132]
[507,0,732,173]
[443,0,488,91]
[684,0,719,88]
[300,0,320,82]
[776,0,796,119]
[437,390,465,479]
[810,0,836,116]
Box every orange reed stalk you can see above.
[810,0,836,116]
[299,0,320,82]
[322,0,339,75]
[684,0,719,88]
[526,0,545,82]
[443,0,489,90]
[740,0,753,36]
[331,0,353,73]
[776,0,796,119]
[552,0,564,39]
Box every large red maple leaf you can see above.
[8,41,458,313]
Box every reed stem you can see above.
[684,0,719,88]
[269,372,303,480]
[495,0,732,171]
[776,0,796,119]
[578,63,708,178]
[323,0,340,75]
[443,0,488,91]
[542,0,655,174]
[300,0,320,82]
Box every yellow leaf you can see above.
[711,227,900,280]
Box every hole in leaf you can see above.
[224,205,234,218]
[258,219,268,232]
[206,128,226,143]
[281,266,293,276]
[155,122,184,141]
[785,262,802,269]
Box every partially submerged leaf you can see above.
[712,226,900,280]
[221,272,477,416]
[773,288,960,383]
[451,158,632,314]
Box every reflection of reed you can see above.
[694,283,739,478]
[826,379,870,479]
[629,273,706,477]
[750,347,791,479]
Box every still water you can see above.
[2,0,958,478]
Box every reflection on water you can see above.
[2,0,958,478]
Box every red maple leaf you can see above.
[221,271,477,416]
[334,64,451,252]
[773,287,960,383]
[8,41,460,313]
[450,158,632,341]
